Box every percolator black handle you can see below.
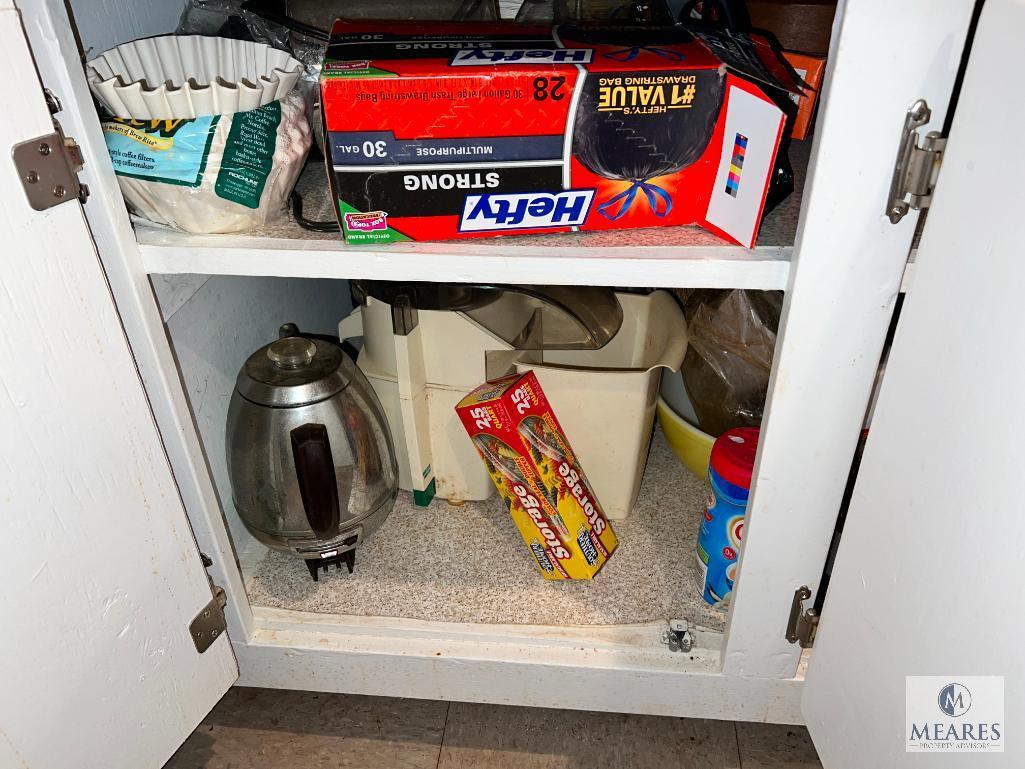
[290,423,340,540]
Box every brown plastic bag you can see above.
[678,289,782,436]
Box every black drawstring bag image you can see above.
[564,26,727,221]
[569,67,729,219]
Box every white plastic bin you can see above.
[339,290,687,518]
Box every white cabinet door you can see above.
[723,0,976,680]
[0,6,238,769]
[803,0,1024,766]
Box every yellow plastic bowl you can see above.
[656,396,715,481]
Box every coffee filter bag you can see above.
[103,89,311,233]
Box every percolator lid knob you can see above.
[267,337,317,370]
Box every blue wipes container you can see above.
[695,427,760,608]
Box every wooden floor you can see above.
[164,687,822,769]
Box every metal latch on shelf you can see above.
[662,619,694,653]
[785,585,819,648]
[12,89,88,211]
[190,552,228,653]
[886,99,946,224]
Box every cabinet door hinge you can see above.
[190,552,227,653]
[662,619,694,652]
[786,585,819,648]
[886,99,946,224]
[12,90,88,211]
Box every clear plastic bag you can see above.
[178,0,325,123]
[176,0,244,36]
[678,289,782,436]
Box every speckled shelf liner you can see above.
[225,138,809,248]
[243,427,729,631]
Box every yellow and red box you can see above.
[455,371,617,580]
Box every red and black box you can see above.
[320,22,804,246]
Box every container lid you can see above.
[236,335,354,407]
[465,285,623,350]
[356,281,623,350]
[709,427,760,490]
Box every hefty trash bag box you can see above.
[455,371,618,580]
[320,21,804,247]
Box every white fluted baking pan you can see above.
[87,35,303,119]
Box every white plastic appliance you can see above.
[339,286,687,518]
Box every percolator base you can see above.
[305,549,356,581]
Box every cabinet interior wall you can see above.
[153,275,353,556]
[67,0,181,55]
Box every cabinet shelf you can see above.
[241,427,728,633]
[137,140,810,288]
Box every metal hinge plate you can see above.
[662,619,694,653]
[886,99,946,224]
[12,116,88,211]
[786,585,819,648]
[189,584,227,653]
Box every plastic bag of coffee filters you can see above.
[101,89,311,233]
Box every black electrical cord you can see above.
[290,189,340,233]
